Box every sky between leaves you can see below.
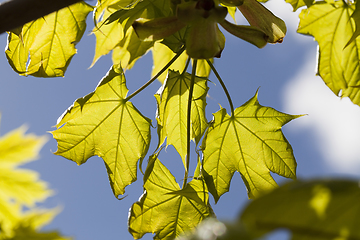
[0,0,360,239]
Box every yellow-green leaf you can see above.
[151,42,188,84]
[92,9,124,67]
[241,179,360,240]
[346,0,360,47]
[103,0,173,68]
[0,198,21,237]
[0,126,47,166]
[112,28,154,70]
[151,43,211,83]
[0,126,50,207]
[202,92,299,201]
[6,208,71,240]
[105,0,172,35]
[0,121,68,239]
[195,59,212,78]
[285,0,314,11]
[94,0,124,21]
[297,1,360,105]
[5,2,93,77]
[155,70,208,166]
[52,64,151,198]
[128,157,212,239]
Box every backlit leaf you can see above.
[52,64,151,198]
[0,121,69,239]
[297,1,360,105]
[202,91,298,201]
[128,157,212,239]
[112,27,154,70]
[4,208,71,240]
[5,2,93,77]
[0,126,50,207]
[92,0,142,67]
[195,59,212,78]
[92,9,124,67]
[93,0,126,21]
[151,42,188,84]
[104,0,173,68]
[155,70,208,166]
[346,0,360,47]
[105,0,172,35]
[285,0,314,11]
[241,179,360,240]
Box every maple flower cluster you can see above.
[132,0,286,59]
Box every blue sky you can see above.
[0,0,360,239]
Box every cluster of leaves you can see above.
[3,0,360,238]
[0,119,70,240]
[182,178,360,240]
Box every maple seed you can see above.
[219,20,268,48]
[238,0,286,43]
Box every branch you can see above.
[0,0,87,34]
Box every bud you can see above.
[177,0,228,59]
[238,0,286,43]
[219,19,268,48]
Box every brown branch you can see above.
[0,0,89,34]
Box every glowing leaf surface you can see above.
[128,158,212,239]
[155,70,208,165]
[52,64,151,197]
[202,92,298,200]
[5,2,93,77]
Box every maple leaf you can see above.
[128,156,213,239]
[5,2,93,77]
[93,0,173,69]
[52,64,151,198]
[241,179,360,240]
[155,70,208,166]
[297,0,360,105]
[0,120,70,239]
[202,91,299,201]
[0,125,50,207]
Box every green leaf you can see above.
[128,157,212,239]
[346,0,360,47]
[195,59,212,78]
[112,28,154,69]
[52,64,151,198]
[92,9,124,67]
[105,0,172,37]
[241,179,360,240]
[202,91,298,201]
[5,2,93,77]
[155,70,208,166]
[0,121,69,239]
[297,1,360,105]
[92,0,142,67]
[0,126,50,207]
[102,0,174,68]
[151,42,188,84]
[285,0,314,11]
[94,0,132,21]
[152,43,211,82]
[5,208,71,240]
